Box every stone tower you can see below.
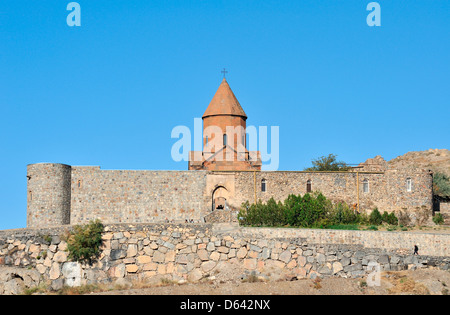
[27,163,71,227]
[189,78,261,171]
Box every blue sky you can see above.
[1,1,449,230]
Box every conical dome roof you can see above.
[202,79,247,119]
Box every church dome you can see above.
[202,78,247,119]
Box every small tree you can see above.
[382,211,390,223]
[65,219,104,264]
[304,154,350,171]
[331,202,358,225]
[369,208,383,225]
[387,212,399,225]
[433,172,450,198]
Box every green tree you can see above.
[304,154,350,171]
[433,172,450,198]
[65,220,104,264]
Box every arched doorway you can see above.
[212,186,229,211]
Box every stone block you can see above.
[126,264,139,273]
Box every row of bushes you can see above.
[238,193,398,228]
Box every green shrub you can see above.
[266,198,286,227]
[387,213,399,225]
[369,208,383,225]
[382,211,389,223]
[239,192,330,228]
[433,172,450,198]
[238,196,398,230]
[65,220,104,264]
[330,202,359,225]
[284,194,301,226]
[238,198,285,227]
[433,213,445,225]
[288,192,330,228]
[381,211,398,225]
[357,212,370,225]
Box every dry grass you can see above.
[386,273,430,295]
[311,278,322,290]
[242,273,263,283]
[26,277,188,295]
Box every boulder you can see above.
[61,262,82,287]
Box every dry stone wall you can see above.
[1,224,449,294]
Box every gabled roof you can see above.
[202,78,247,119]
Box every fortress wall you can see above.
[27,164,72,228]
[230,170,433,214]
[1,224,449,294]
[70,168,209,225]
[26,164,433,228]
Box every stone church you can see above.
[26,78,434,228]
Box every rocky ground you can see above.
[388,149,450,177]
[3,267,447,295]
[89,269,449,295]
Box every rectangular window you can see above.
[363,180,369,193]
[261,180,267,192]
[406,178,412,192]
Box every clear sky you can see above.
[1,1,449,230]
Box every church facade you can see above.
[26,79,434,228]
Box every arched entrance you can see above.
[212,186,229,211]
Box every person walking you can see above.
[413,244,419,255]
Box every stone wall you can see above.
[231,169,433,217]
[70,168,209,225]
[436,199,450,225]
[26,164,433,228]
[1,224,449,294]
[27,164,210,227]
[27,163,72,228]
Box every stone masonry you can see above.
[27,164,433,228]
[1,224,449,294]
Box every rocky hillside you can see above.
[388,149,450,176]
